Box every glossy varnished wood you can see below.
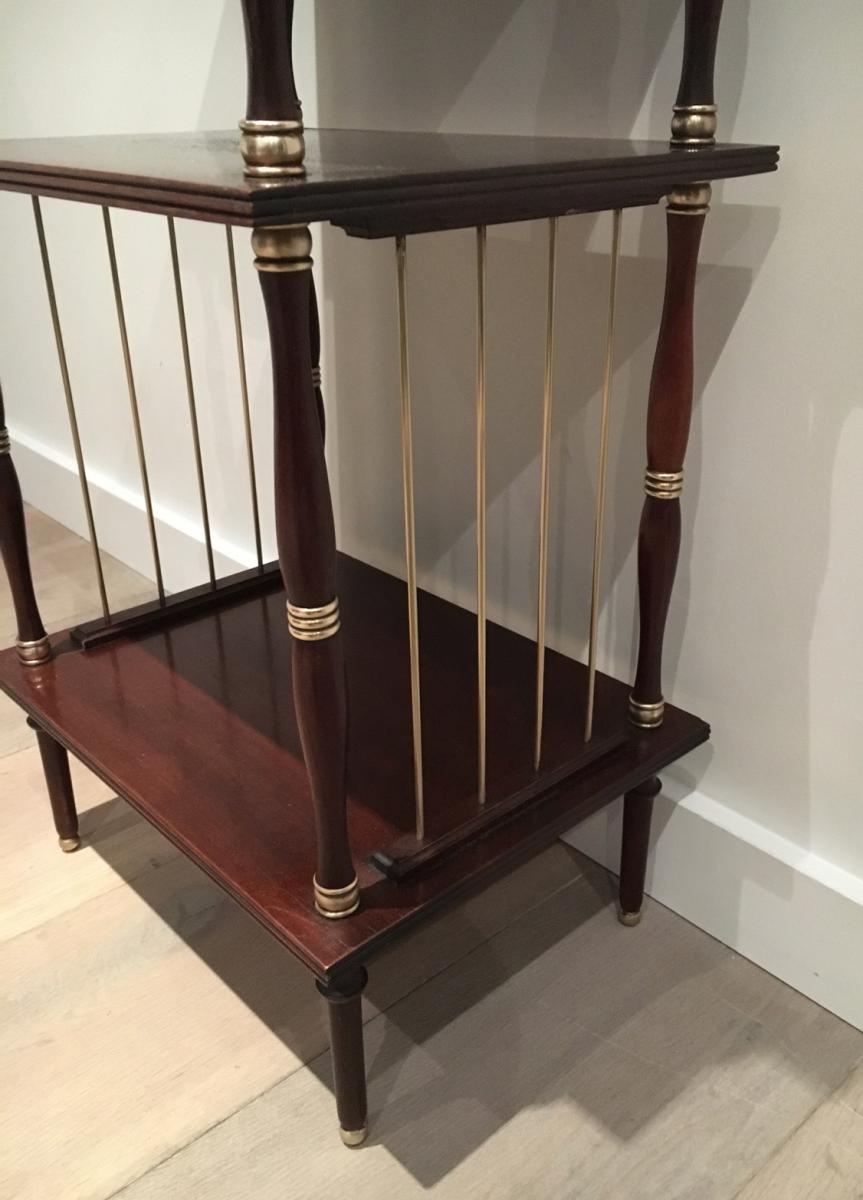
[0,554,709,982]
[619,775,662,919]
[28,720,78,846]
[676,0,724,111]
[0,130,778,232]
[316,967,368,1142]
[241,0,302,126]
[632,205,706,714]
[257,240,355,900]
[70,561,282,649]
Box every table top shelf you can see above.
[0,128,779,235]
[0,554,708,981]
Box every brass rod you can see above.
[102,207,165,603]
[395,236,425,843]
[533,216,558,770]
[167,216,216,587]
[32,196,111,621]
[585,209,622,742]
[475,225,488,806]
[225,225,263,571]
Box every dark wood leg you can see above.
[671,0,724,146]
[253,225,359,920]
[26,718,79,852]
[0,383,51,666]
[309,277,325,441]
[239,0,304,178]
[629,184,709,729]
[619,776,661,926]
[317,966,368,1147]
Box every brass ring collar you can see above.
[313,875,360,919]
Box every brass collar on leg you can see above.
[16,636,52,666]
[670,104,717,146]
[287,598,340,642]
[645,469,683,500]
[252,224,313,273]
[628,696,665,729]
[667,182,712,215]
[314,875,360,920]
[239,118,305,178]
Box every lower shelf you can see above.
[0,552,709,980]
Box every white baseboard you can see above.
[562,770,863,1032]
[9,427,250,593]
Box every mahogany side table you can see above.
[0,0,777,1147]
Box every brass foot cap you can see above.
[339,1126,367,1148]
[59,836,80,853]
[618,909,642,927]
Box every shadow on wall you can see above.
[315,1,863,956]
[314,0,773,737]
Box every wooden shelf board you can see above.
[0,128,778,233]
[0,554,709,980]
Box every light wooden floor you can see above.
[2,509,862,1200]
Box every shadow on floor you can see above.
[73,788,860,1189]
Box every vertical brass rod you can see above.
[167,216,216,587]
[32,196,111,621]
[102,207,165,603]
[225,225,263,571]
[585,208,623,742]
[395,236,425,843]
[533,216,558,771]
[476,225,487,806]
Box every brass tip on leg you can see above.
[339,1126,368,1148]
[618,909,642,928]
[59,836,80,853]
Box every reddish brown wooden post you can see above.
[309,275,325,441]
[26,717,80,852]
[629,182,709,729]
[317,967,368,1146]
[670,0,724,147]
[631,2,723,729]
[239,0,304,178]
[618,776,662,925]
[0,385,79,849]
[253,225,359,920]
[0,383,51,666]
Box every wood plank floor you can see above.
[2,509,862,1200]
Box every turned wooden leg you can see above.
[26,719,79,852]
[239,0,304,178]
[254,225,359,920]
[317,967,368,1147]
[629,183,709,729]
[671,0,724,147]
[309,277,325,440]
[618,776,661,926]
[0,383,51,667]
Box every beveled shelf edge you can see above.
[0,673,327,981]
[0,640,710,985]
[0,136,778,233]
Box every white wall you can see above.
[0,0,319,588]
[1,3,861,1025]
